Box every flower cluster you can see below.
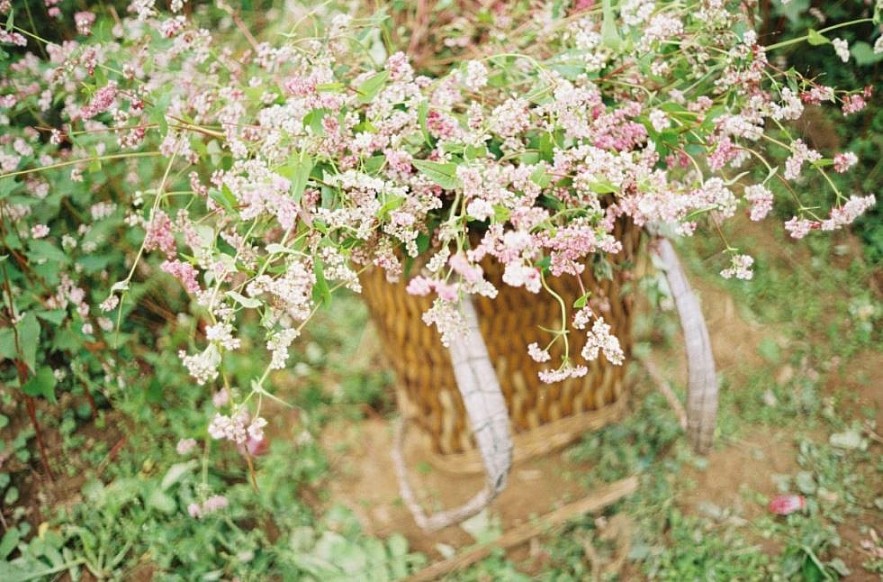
[0,1,877,439]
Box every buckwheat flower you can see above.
[821,194,876,231]
[385,52,413,82]
[648,109,670,132]
[267,328,299,370]
[539,364,588,384]
[405,276,433,296]
[569,308,594,333]
[842,94,866,116]
[100,294,120,312]
[205,322,241,351]
[502,263,541,293]
[161,260,200,293]
[247,417,267,441]
[744,184,774,221]
[527,342,551,363]
[202,495,228,513]
[179,344,221,385]
[449,254,483,284]
[144,211,176,256]
[212,388,229,408]
[422,298,466,347]
[802,85,835,104]
[80,82,118,120]
[0,29,26,46]
[784,139,821,181]
[82,323,94,335]
[581,318,624,364]
[874,36,883,55]
[832,38,850,63]
[74,11,96,36]
[720,254,754,280]
[187,503,202,518]
[208,410,249,443]
[833,152,858,173]
[176,438,197,455]
[30,224,49,239]
[770,88,804,121]
[462,61,488,92]
[784,217,816,240]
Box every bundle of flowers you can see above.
[0,0,878,452]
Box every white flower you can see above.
[874,36,883,55]
[720,254,755,280]
[527,342,551,363]
[832,38,850,63]
[179,344,222,385]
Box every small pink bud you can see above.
[768,494,806,516]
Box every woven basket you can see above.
[360,219,643,469]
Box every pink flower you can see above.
[202,495,228,513]
[842,94,866,116]
[176,438,197,455]
[833,152,857,173]
[80,82,118,120]
[768,494,806,516]
[784,217,817,240]
[187,503,202,518]
[405,276,433,296]
[144,210,176,256]
[30,224,50,239]
[160,260,200,293]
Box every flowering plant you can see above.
[0,0,878,458]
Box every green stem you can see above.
[765,19,874,52]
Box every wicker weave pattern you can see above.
[361,220,642,455]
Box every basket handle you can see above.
[392,295,513,531]
[653,237,719,454]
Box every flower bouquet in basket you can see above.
[0,0,877,530]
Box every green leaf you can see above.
[377,195,405,220]
[210,186,237,214]
[411,160,460,190]
[600,0,622,51]
[530,166,551,188]
[27,240,69,265]
[280,152,314,203]
[806,29,829,46]
[17,312,40,372]
[464,145,487,161]
[850,41,883,66]
[573,292,590,309]
[226,291,261,309]
[161,461,198,490]
[145,488,176,514]
[0,528,20,560]
[303,109,328,135]
[588,180,618,195]
[0,328,15,361]
[22,367,57,403]
[35,310,66,325]
[417,100,432,145]
[356,70,389,104]
[312,257,331,306]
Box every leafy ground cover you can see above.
[1,213,880,580]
